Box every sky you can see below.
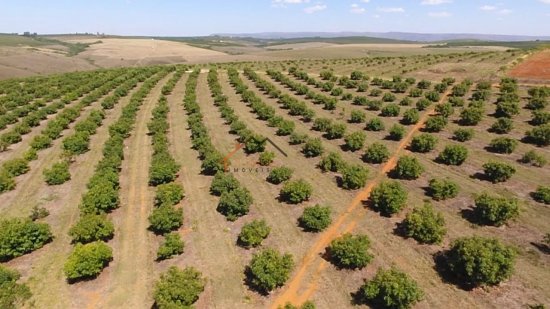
[0,0,549,37]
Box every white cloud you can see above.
[271,0,310,8]
[497,8,512,15]
[350,3,366,14]
[480,5,496,11]
[304,4,327,14]
[377,7,405,13]
[428,11,451,17]
[361,0,370,2]
[421,0,452,5]
[539,0,550,3]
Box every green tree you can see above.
[363,143,390,164]
[210,172,240,196]
[247,248,294,293]
[460,107,484,126]
[401,108,419,125]
[80,181,119,215]
[238,220,271,248]
[0,265,32,309]
[490,118,513,134]
[437,145,468,165]
[69,214,114,244]
[349,110,366,123]
[148,205,183,234]
[366,117,385,131]
[62,132,90,156]
[410,134,437,153]
[43,161,71,185]
[435,102,454,118]
[0,218,53,261]
[380,104,400,117]
[370,181,408,216]
[473,193,519,226]
[428,178,459,201]
[267,167,293,184]
[402,203,446,244]
[155,183,185,207]
[388,124,405,141]
[341,165,369,190]
[157,233,184,261]
[259,151,275,166]
[302,138,324,157]
[153,266,205,308]
[280,179,313,204]
[520,150,547,167]
[149,153,180,186]
[319,152,345,173]
[328,233,373,269]
[2,158,30,177]
[359,267,424,309]
[344,131,366,151]
[525,124,550,146]
[424,115,447,132]
[325,123,347,139]
[445,236,516,287]
[299,204,332,232]
[453,128,474,142]
[217,187,253,221]
[0,171,15,193]
[64,241,113,281]
[532,186,550,204]
[489,137,518,154]
[392,156,424,180]
[482,161,516,183]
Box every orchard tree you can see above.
[401,108,419,125]
[299,204,331,232]
[402,203,446,244]
[64,241,113,282]
[328,233,373,269]
[363,143,390,164]
[488,137,518,154]
[155,183,184,206]
[424,115,447,133]
[525,124,550,146]
[460,107,484,126]
[280,179,313,204]
[344,131,366,151]
[69,214,114,244]
[366,117,385,131]
[247,248,294,293]
[349,110,367,123]
[437,145,468,165]
[359,267,424,309]
[473,193,519,226]
[238,220,271,248]
[153,266,205,308]
[410,134,437,153]
[428,178,459,201]
[482,161,516,183]
[217,187,253,221]
[0,265,31,309]
[490,118,514,134]
[0,218,53,261]
[43,161,71,185]
[148,206,183,234]
[444,236,516,287]
[259,151,275,166]
[388,124,405,141]
[157,233,184,261]
[302,138,324,157]
[520,150,547,167]
[319,152,345,173]
[453,128,474,142]
[370,181,408,216]
[210,172,240,196]
[341,165,369,190]
[267,167,293,184]
[532,186,550,204]
[392,156,424,180]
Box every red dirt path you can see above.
[509,50,550,80]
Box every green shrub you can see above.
[62,132,90,156]
[155,183,184,207]
[359,267,424,309]
[43,161,71,185]
[380,104,400,117]
[153,266,205,308]
[473,193,519,226]
[437,145,468,165]
[520,150,547,167]
[312,118,332,132]
[453,128,474,142]
[410,134,437,153]
[435,102,454,118]
[370,181,408,216]
[149,153,180,186]
[282,301,316,309]
[259,151,275,166]
[280,179,313,204]
[30,135,52,150]
[69,214,114,244]
[482,161,516,183]
[366,117,385,131]
[319,152,345,173]
[495,101,520,118]
[349,110,366,123]
[445,236,516,287]
[302,138,324,157]
[0,218,53,261]
[0,172,15,193]
[388,124,405,141]
[299,204,331,232]
[460,107,484,125]
[488,137,518,154]
[402,203,446,244]
[63,241,113,281]
[148,205,183,234]
[244,134,267,153]
[247,248,294,293]
[217,187,253,221]
[424,115,447,132]
[401,108,419,125]
[276,120,295,136]
[532,186,550,204]
[80,181,119,214]
[363,143,390,164]
[341,165,369,190]
[428,178,459,201]
[328,233,373,269]
[29,206,49,221]
[157,233,184,261]
[289,132,308,145]
[344,131,366,151]
[490,118,513,134]
[0,265,32,309]
[416,98,431,111]
[238,220,271,248]
[210,172,240,195]
[525,124,550,146]
[2,158,30,177]
[531,110,550,125]
[267,167,293,184]
[201,152,225,175]
[392,156,424,180]
[324,123,347,139]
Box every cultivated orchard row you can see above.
[0,63,548,308]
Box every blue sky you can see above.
[1,0,549,36]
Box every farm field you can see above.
[0,48,549,309]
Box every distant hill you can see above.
[215,31,550,42]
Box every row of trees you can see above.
[63,67,171,282]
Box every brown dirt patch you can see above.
[509,50,550,80]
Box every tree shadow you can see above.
[432,251,475,291]
[470,172,491,182]
[243,267,270,296]
[392,221,408,239]
[459,208,482,225]
[531,242,550,255]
